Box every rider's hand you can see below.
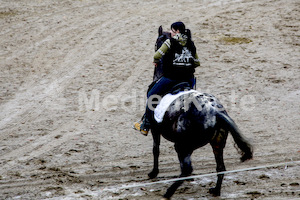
[153,62,158,67]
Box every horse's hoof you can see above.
[161,198,170,200]
[240,151,253,162]
[148,169,159,179]
[209,187,221,196]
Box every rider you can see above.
[134,22,200,135]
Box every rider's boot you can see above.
[133,115,151,136]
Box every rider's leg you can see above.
[134,77,177,135]
[133,103,153,136]
[147,76,175,98]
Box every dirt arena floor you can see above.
[0,0,299,199]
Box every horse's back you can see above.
[159,91,226,144]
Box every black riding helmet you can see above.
[171,21,185,33]
[171,22,191,39]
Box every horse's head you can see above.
[155,26,171,51]
[153,26,171,82]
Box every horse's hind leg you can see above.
[163,145,193,199]
[209,146,225,196]
[209,129,228,196]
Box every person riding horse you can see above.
[132,23,253,199]
[134,22,200,135]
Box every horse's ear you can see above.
[158,26,163,36]
[186,29,192,40]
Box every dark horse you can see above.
[146,26,253,199]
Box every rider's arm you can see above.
[194,53,200,67]
[153,39,171,63]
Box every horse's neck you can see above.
[153,63,163,82]
[153,31,170,82]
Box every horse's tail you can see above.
[217,112,253,162]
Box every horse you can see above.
[146,26,253,199]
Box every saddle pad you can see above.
[154,90,197,123]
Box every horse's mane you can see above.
[153,26,171,82]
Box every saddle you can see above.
[147,79,195,96]
[151,81,196,123]
[170,82,192,94]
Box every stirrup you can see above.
[133,121,149,136]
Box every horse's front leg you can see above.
[148,130,160,179]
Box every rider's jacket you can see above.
[154,34,200,81]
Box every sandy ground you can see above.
[0,0,300,199]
